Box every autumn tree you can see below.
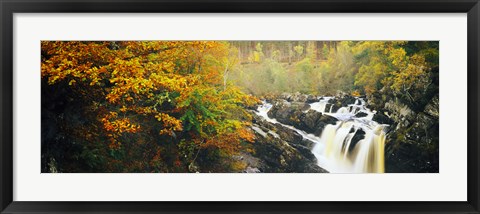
[41,41,258,172]
[351,41,437,110]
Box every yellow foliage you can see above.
[351,90,361,97]
[41,41,258,171]
[352,41,430,96]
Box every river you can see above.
[255,97,388,173]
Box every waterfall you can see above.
[311,121,386,173]
[255,97,387,173]
[309,97,332,113]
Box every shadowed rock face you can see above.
[324,94,357,113]
[349,129,366,152]
[369,93,439,173]
[249,114,328,173]
[372,112,394,125]
[306,95,319,103]
[267,101,337,135]
[299,110,322,133]
[355,112,368,118]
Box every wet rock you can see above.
[286,136,315,150]
[327,97,335,104]
[339,95,357,106]
[273,124,303,143]
[251,103,328,173]
[252,114,276,130]
[251,126,268,138]
[268,101,319,129]
[304,163,329,173]
[269,105,338,136]
[325,102,341,113]
[424,95,439,118]
[313,114,338,136]
[267,101,293,124]
[301,103,311,112]
[348,129,366,152]
[267,101,304,126]
[290,143,317,161]
[251,132,327,173]
[306,95,319,103]
[300,138,316,149]
[372,111,394,125]
[267,100,285,117]
[324,94,357,113]
[355,112,368,118]
[298,110,323,133]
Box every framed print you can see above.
[1,0,479,213]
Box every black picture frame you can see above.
[1,0,479,213]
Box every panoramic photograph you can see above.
[41,41,439,173]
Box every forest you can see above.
[41,41,439,173]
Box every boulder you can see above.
[301,103,311,112]
[326,101,343,113]
[372,111,394,125]
[298,110,323,133]
[289,143,317,161]
[306,95,319,103]
[273,123,303,143]
[250,105,328,173]
[339,95,357,106]
[267,101,301,124]
[324,94,357,113]
[268,101,318,129]
[348,129,366,152]
[355,112,368,118]
[252,113,276,130]
[313,114,338,136]
[269,106,338,136]
[267,101,294,124]
[251,133,327,173]
[300,138,316,149]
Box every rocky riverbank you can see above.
[369,93,439,173]
[242,91,439,173]
[242,92,371,173]
[246,113,328,173]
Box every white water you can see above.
[255,97,387,173]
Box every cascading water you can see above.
[309,97,333,113]
[255,96,388,173]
